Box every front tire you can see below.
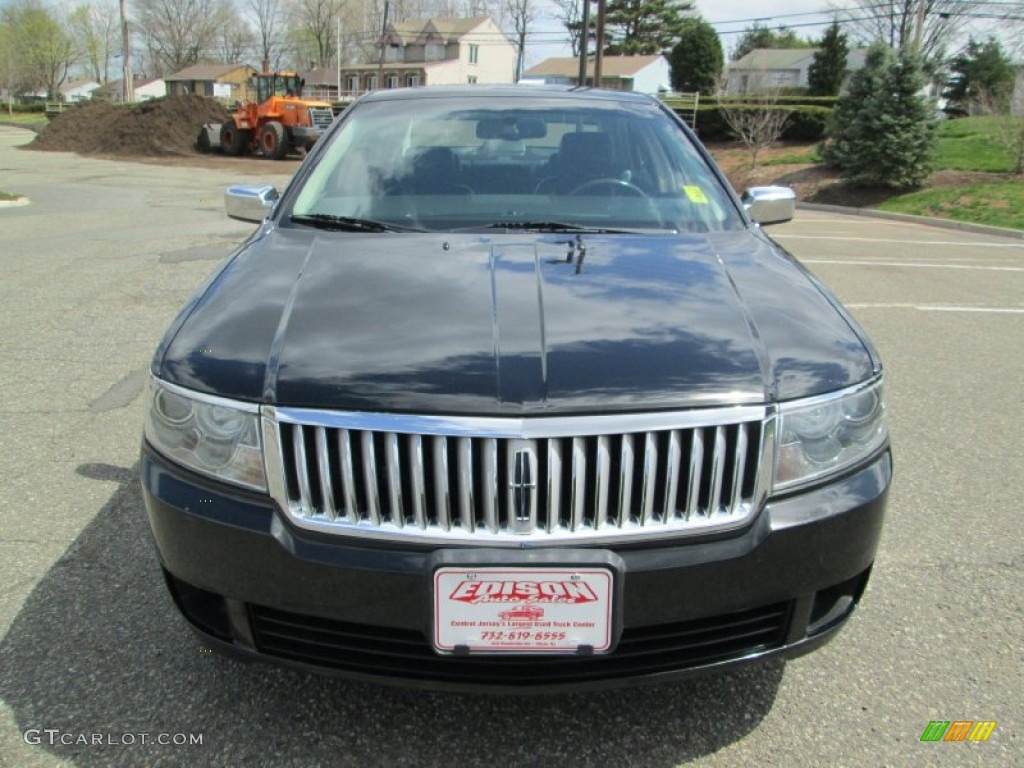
[260,121,288,160]
[220,123,246,156]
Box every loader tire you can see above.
[221,123,246,156]
[260,121,288,160]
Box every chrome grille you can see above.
[263,407,772,545]
[308,107,334,130]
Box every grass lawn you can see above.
[933,117,1020,173]
[759,145,820,166]
[878,182,1024,230]
[0,112,47,125]
[0,191,22,201]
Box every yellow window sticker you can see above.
[683,185,709,204]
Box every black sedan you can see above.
[142,86,891,691]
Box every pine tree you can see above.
[808,22,849,96]
[945,37,1015,112]
[669,17,723,94]
[822,44,936,190]
[603,0,694,56]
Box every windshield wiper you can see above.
[290,214,421,232]
[466,221,639,234]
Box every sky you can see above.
[523,0,1021,68]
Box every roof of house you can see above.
[525,55,665,79]
[59,79,100,94]
[164,63,254,81]
[729,49,818,70]
[93,77,162,95]
[386,16,491,44]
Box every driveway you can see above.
[1,126,1020,766]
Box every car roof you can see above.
[357,85,658,106]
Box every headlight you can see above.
[144,379,266,491]
[775,378,887,491]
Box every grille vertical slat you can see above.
[709,426,727,516]
[730,424,749,511]
[547,439,563,533]
[274,411,766,542]
[570,437,587,531]
[594,435,611,528]
[408,435,427,529]
[433,436,451,531]
[315,426,337,520]
[385,432,404,526]
[663,429,682,522]
[686,429,704,520]
[640,432,658,525]
[618,434,635,528]
[482,438,499,534]
[361,431,381,525]
[457,437,474,531]
[293,426,314,514]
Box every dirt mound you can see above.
[29,94,230,157]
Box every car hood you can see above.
[157,227,875,414]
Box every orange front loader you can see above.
[201,72,335,159]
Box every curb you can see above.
[797,202,1024,241]
[0,197,29,208]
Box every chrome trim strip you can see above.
[730,423,749,511]
[547,438,563,533]
[385,432,403,527]
[293,426,313,514]
[361,431,381,525]
[338,429,357,522]
[640,432,657,525]
[595,435,611,529]
[409,434,427,530]
[570,437,586,531]
[618,434,634,528]
[686,429,704,520]
[433,436,451,531]
[663,429,681,521]
[267,404,768,437]
[457,436,474,531]
[709,426,727,516]
[482,438,498,534]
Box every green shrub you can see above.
[684,105,832,142]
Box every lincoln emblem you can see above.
[510,448,537,524]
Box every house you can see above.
[164,64,256,102]
[92,77,166,102]
[523,55,670,94]
[298,68,340,102]
[337,17,516,98]
[724,48,868,95]
[59,78,101,102]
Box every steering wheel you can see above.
[569,178,649,197]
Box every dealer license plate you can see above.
[433,567,614,655]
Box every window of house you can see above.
[385,45,403,63]
[347,75,360,94]
[407,74,421,87]
[467,76,477,85]
[468,44,479,64]
[386,74,398,89]
[425,43,445,61]
[366,74,378,91]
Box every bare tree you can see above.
[504,0,534,81]
[718,82,792,169]
[552,0,585,56]
[829,0,971,62]
[134,0,231,75]
[293,0,344,68]
[218,14,254,63]
[68,1,119,83]
[247,0,282,70]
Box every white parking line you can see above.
[802,260,1024,272]
[776,235,1023,248]
[847,303,1024,314]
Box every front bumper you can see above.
[142,443,890,692]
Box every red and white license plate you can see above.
[433,567,614,654]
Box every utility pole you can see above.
[912,0,927,52]
[119,0,133,102]
[594,0,606,87]
[376,0,389,90]
[577,0,590,86]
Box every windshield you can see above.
[289,94,744,233]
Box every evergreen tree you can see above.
[603,0,693,56]
[808,22,849,96]
[822,44,936,190]
[945,37,1015,112]
[731,22,811,60]
[669,17,722,94]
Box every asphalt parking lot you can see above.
[0,125,1021,767]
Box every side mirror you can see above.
[224,184,279,222]
[742,186,796,226]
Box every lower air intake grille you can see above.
[248,601,791,686]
